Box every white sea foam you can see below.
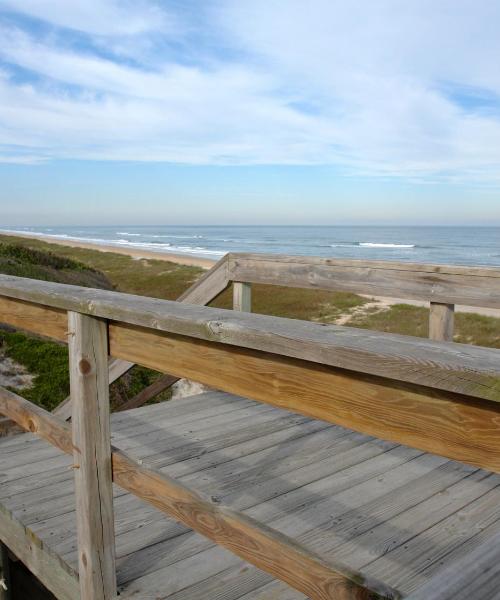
[116,232,141,236]
[0,229,225,258]
[359,242,415,248]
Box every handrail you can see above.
[0,274,499,401]
[225,252,500,343]
[1,256,500,599]
[226,253,500,308]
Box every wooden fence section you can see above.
[225,253,500,342]
[1,255,500,599]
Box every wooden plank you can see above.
[0,502,78,600]
[0,295,67,339]
[177,255,230,304]
[0,543,11,600]
[68,312,116,600]
[233,282,252,312]
[44,255,226,424]
[363,480,500,594]
[429,302,455,342]
[405,530,500,600]
[227,254,500,308]
[109,323,500,473]
[0,386,400,600]
[1,275,500,402]
[117,373,178,412]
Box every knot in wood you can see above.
[79,359,92,375]
[206,321,223,337]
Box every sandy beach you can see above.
[2,230,499,318]
[0,231,216,269]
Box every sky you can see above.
[0,0,499,225]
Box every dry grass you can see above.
[349,303,500,349]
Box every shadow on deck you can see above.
[2,391,500,599]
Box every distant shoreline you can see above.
[2,230,500,318]
[0,231,216,269]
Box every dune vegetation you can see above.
[0,233,499,413]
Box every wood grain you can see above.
[0,295,67,339]
[109,323,500,473]
[177,254,230,304]
[429,302,455,342]
[0,386,399,600]
[227,253,500,308]
[1,275,500,402]
[53,357,134,422]
[68,312,116,600]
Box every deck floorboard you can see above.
[1,391,500,599]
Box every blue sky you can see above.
[0,0,499,225]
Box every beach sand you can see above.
[2,230,499,318]
[0,231,216,269]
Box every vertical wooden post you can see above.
[429,302,455,342]
[68,312,116,600]
[0,543,11,600]
[233,282,252,312]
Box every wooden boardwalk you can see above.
[2,390,500,599]
[1,255,500,598]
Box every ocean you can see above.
[1,225,500,267]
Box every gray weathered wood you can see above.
[233,282,252,312]
[429,302,455,342]
[54,357,134,422]
[4,391,500,599]
[177,254,230,305]
[116,373,181,412]
[0,543,11,600]
[1,274,500,403]
[0,386,398,600]
[0,503,78,600]
[227,253,500,308]
[68,312,116,600]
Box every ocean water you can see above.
[1,225,499,267]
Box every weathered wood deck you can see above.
[2,390,500,599]
[1,254,500,599]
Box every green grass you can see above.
[0,238,176,410]
[0,241,113,289]
[0,330,69,411]
[0,233,368,320]
[0,234,201,300]
[349,303,500,349]
[212,283,366,322]
[1,233,499,415]
[0,328,171,410]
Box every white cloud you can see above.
[0,0,499,181]
[0,0,170,36]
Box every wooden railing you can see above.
[0,255,500,600]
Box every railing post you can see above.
[68,312,116,600]
[233,282,252,312]
[429,302,455,342]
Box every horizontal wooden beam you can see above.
[1,276,500,402]
[108,323,500,474]
[0,295,67,340]
[227,253,500,308]
[0,386,399,600]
